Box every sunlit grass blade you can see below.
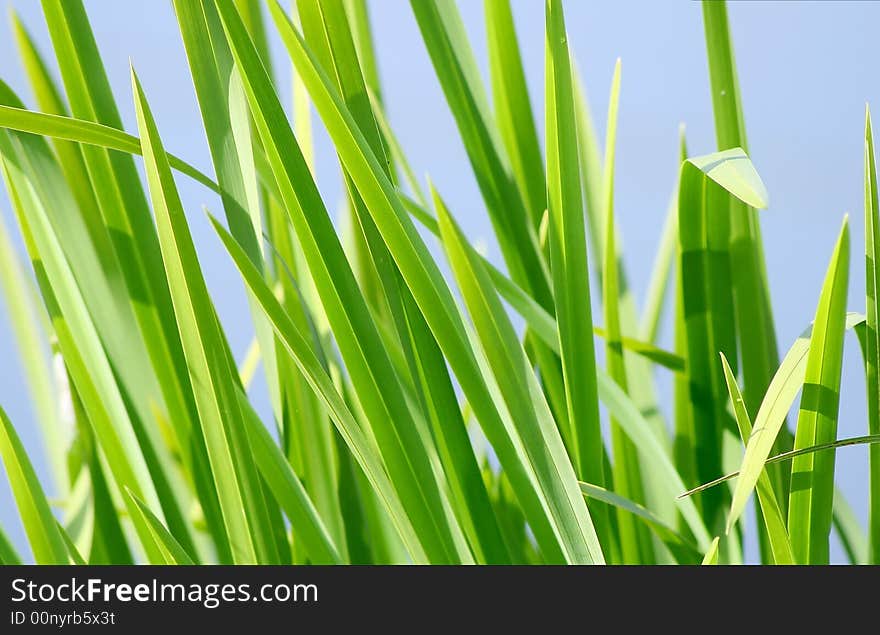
[702,2,785,510]
[126,491,195,565]
[409,0,550,308]
[787,217,849,564]
[598,58,652,563]
[486,0,545,229]
[702,537,720,565]
[0,523,22,565]
[719,353,794,564]
[0,405,69,564]
[864,105,880,563]
[132,69,281,564]
[435,190,603,564]
[679,147,766,527]
[545,0,604,504]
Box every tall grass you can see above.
[0,0,874,565]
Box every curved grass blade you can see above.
[578,482,700,563]
[0,105,220,193]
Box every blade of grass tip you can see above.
[545,0,604,492]
[864,105,880,563]
[0,209,64,492]
[0,522,23,565]
[435,188,604,564]
[0,405,69,564]
[209,213,425,563]
[132,69,280,564]
[219,1,471,564]
[703,1,785,503]
[599,58,653,563]
[720,353,794,564]
[680,147,767,528]
[702,536,721,565]
[788,217,850,564]
[486,0,546,229]
[125,490,195,565]
[578,481,701,563]
[272,0,612,562]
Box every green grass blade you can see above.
[701,536,720,565]
[486,0,545,228]
[435,191,603,564]
[0,405,69,563]
[864,105,880,563]
[410,0,551,308]
[132,69,279,564]
[720,354,794,564]
[0,105,219,192]
[126,491,195,565]
[545,0,603,490]
[702,2,784,506]
[0,522,23,565]
[788,218,850,564]
[679,148,766,526]
[599,58,652,563]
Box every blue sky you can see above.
[0,1,877,563]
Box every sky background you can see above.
[0,0,876,563]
